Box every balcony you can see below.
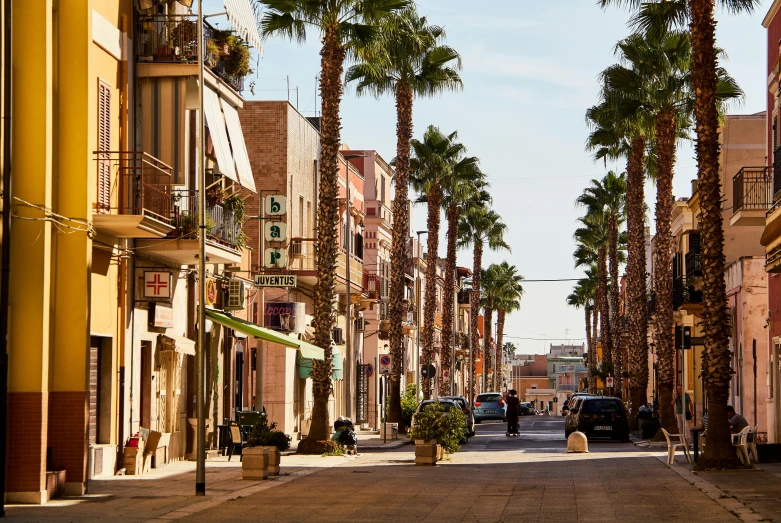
[287,238,363,292]
[92,151,174,238]
[365,200,393,227]
[457,290,471,308]
[673,276,703,311]
[363,272,386,299]
[775,146,781,198]
[136,189,244,265]
[731,167,772,226]
[136,15,246,93]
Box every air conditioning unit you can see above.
[332,327,344,345]
[225,280,246,310]
[355,316,367,332]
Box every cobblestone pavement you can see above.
[4,417,759,522]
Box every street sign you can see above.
[675,326,692,349]
[420,364,436,379]
[254,274,297,288]
[379,354,391,375]
[606,376,614,388]
[264,222,287,242]
[264,248,287,268]
[265,195,287,216]
[443,369,449,379]
[365,364,373,377]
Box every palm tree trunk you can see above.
[308,27,345,442]
[609,215,622,395]
[439,205,459,396]
[690,0,736,467]
[388,81,413,425]
[627,136,649,425]
[483,302,493,391]
[470,243,483,399]
[590,304,598,394]
[654,107,678,435]
[585,306,592,392]
[496,309,506,392]
[422,185,441,399]
[598,245,611,385]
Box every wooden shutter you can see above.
[97,80,111,213]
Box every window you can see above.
[299,197,304,237]
[97,80,111,213]
[380,175,386,204]
[775,113,779,151]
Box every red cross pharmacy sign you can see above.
[144,271,171,299]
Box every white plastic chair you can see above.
[731,426,751,465]
[662,428,692,465]
[748,425,759,463]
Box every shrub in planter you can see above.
[247,418,291,451]
[297,439,341,455]
[438,407,467,454]
[408,402,467,454]
[400,384,419,432]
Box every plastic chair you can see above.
[731,425,751,465]
[662,428,692,465]
[227,421,246,462]
[748,425,759,463]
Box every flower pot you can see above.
[266,446,281,475]
[241,447,268,480]
[414,441,438,466]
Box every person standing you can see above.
[672,385,692,444]
[505,389,520,435]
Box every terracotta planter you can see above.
[266,446,281,476]
[241,447,268,480]
[414,441,439,466]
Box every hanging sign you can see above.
[254,274,297,288]
[144,271,171,299]
[149,302,174,328]
[265,195,287,216]
[264,248,287,268]
[264,222,287,242]
[205,278,219,306]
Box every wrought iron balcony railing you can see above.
[171,189,244,250]
[136,15,245,92]
[734,166,772,213]
[673,276,703,310]
[93,151,172,223]
[774,146,781,198]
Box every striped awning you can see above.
[224,0,263,54]
[203,87,239,184]
[221,98,257,193]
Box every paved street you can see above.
[7,416,767,522]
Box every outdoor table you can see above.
[690,427,703,462]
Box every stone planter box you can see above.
[414,440,439,466]
[267,446,281,476]
[241,447,268,480]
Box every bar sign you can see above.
[254,275,297,287]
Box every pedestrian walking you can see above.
[505,389,520,436]
[672,385,692,444]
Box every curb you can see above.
[358,439,411,451]
[655,456,764,522]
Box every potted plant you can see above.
[408,403,443,466]
[247,417,291,476]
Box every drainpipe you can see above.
[0,0,11,515]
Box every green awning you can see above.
[205,308,325,361]
[298,345,342,380]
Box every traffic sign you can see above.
[420,364,435,379]
[443,369,449,379]
[365,364,373,377]
[379,355,391,375]
[606,376,614,388]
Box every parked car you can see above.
[520,402,532,416]
[441,395,475,436]
[565,396,630,442]
[473,392,507,423]
[411,399,469,443]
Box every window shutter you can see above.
[97,80,111,213]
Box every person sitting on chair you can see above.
[727,405,750,441]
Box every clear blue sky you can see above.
[207,0,767,354]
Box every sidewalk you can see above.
[5,453,357,523]
[285,429,411,453]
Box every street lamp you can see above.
[415,230,428,399]
[342,153,367,419]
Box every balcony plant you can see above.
[207,30,252,83]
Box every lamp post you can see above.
[342,153,366,419]
[415,230,428,399]
[650,340,657,411]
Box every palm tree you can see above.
[600,0,759,469]
[439,174,488,395]
[587,92,650,417]
[567,272,597,392]
[576,172,627,392]
[409,126,476,398]
[259,0,408,444]
[492,262,525,390]
[458,206,510,397]
[480,265,500,391]
[346,6,462,423]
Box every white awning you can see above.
[158,334,196,356]
[221,98,257,193]
[224,0,263,54]
[203,87,239,184]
